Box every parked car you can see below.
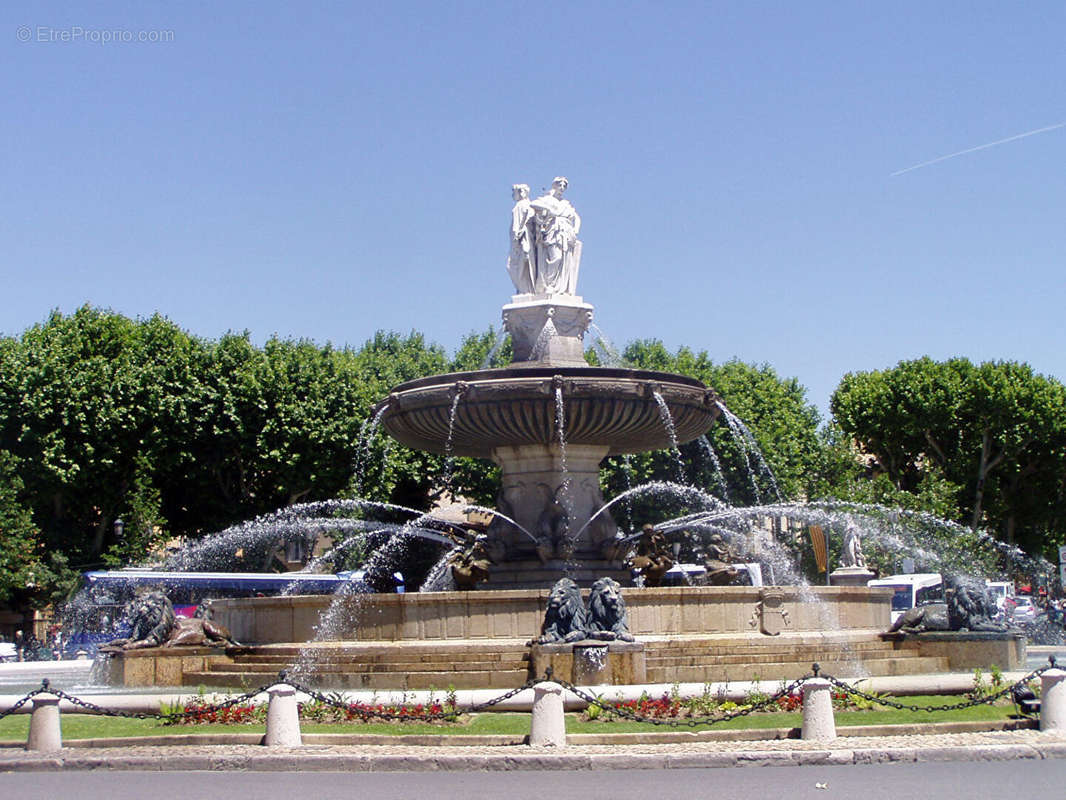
[1012,596,1038,623]
[0,642,16,662]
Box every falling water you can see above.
[588,323,624,367]
[618,453,636,534]
[441,389,463,492]
[716,401,782,502]
[697,435,731,503]
[420,547,461,592]
[480,328,509,368]
[352,404,388,493]
[553,385,575,526]
[652,391,687,484]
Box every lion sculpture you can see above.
[586,577,635,642]
[889,573,1010,634]
[537,577,587,644]
[104,591,238,650]
[945,574,1009,632]
[889,602,950,633]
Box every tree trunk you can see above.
[970,429,1003,531]
[90,517,109,556]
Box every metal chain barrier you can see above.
[0,685,48,721]
[815,656,1057,713]
[50,682,275,721]
[0,677,275,722]
[3,655,1056,726]
[283,669,539,722]
[552,669,813,728]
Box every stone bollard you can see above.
[529,681,566,747]
[1040,668,1066,731]
[800,677,836,741]
[26,694,62,752]
[264,683,302,747]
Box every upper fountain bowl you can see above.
[379,366,720,459]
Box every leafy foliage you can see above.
[831,357,1066,556]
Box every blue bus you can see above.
[67,569,358,656]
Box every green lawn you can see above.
[0,696,1022,742]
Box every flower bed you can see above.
[165,692,460,726]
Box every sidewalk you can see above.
[3,728,1066,772]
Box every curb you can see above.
[0,741,1063,772]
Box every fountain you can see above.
[96,176,1030,690]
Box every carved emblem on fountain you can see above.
[751,588,791,636]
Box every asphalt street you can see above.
[2,761,1065,800]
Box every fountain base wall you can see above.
[884,630,1027,672]
[208,585,893,644]
[96,646,230,688]
[96,588,1027,689]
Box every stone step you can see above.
[227,642,531,658]
[644,655,950,684]
[209,659,531,674]
[231,651,530,666]
[642,641,896,657]
[644,648,904,667]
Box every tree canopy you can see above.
[831,357,1066,556]
[3,307,1062,601]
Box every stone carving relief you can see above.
[535,483,572,563]
[750,589,791,636]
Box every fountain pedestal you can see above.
[486,443,618,583]
[503,295,593,366]
[531,640,647,685]
[829,566,876,587]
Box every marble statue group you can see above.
[507,176,582,296]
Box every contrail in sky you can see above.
[890,122,1066,177]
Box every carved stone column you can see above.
[487,443,616,562]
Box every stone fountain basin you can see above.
[379,366,719,458]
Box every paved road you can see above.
[2,761,1065,800]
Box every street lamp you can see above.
[113,518,125,540]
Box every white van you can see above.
[867,573,943,624]
[660,562,765,587]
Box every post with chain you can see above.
[529,672,566,747]
[1040,658,1066,731]
[800,664,836,741]
[264,670,301,747]
[26,680,62,753]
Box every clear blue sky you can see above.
[3,2,1064,419]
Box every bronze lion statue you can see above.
[537,577,587,643]
[104,592,238,650]
[586,577,635,642]
[889,574,1009,634]
[104,591,179,650]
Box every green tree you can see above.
[0,307,197,567]
[0,451,45,605]
[831,357,1066,555]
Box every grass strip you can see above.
[0,695,1019,742]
